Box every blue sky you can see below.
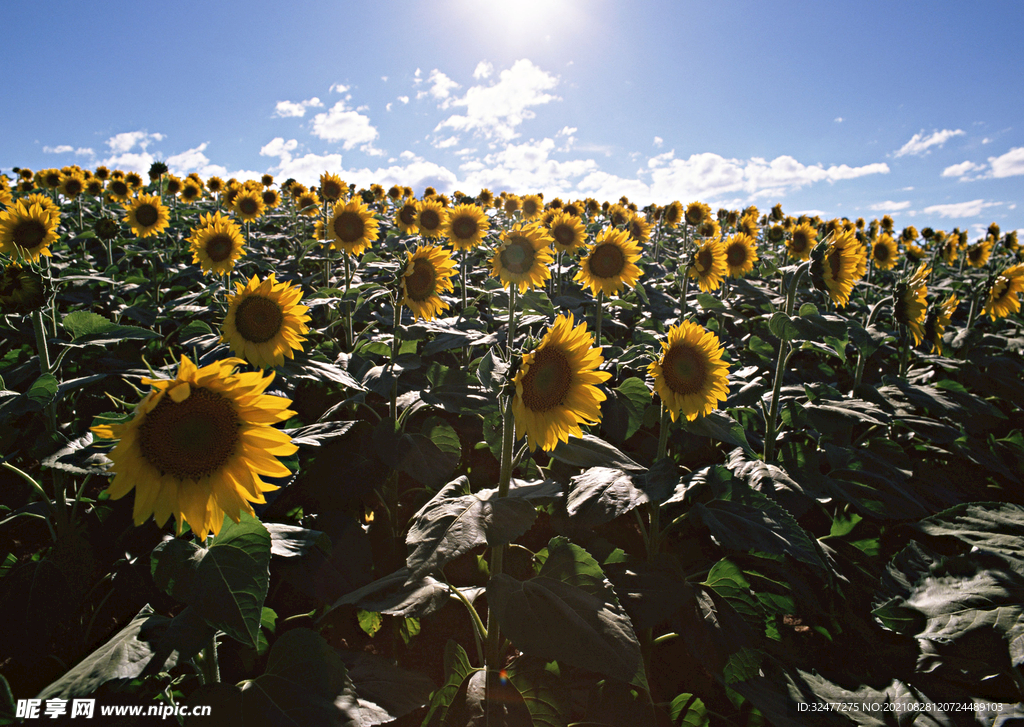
[3,0,1022,237]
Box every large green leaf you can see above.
[668,693,708,727]
[327,567,449,618]
[405,477,537,582]
[548,434,644,472]
[504,656,568,727]
[240,628,353,726]
[38,606,179,699]
[62,310,161,345]
[422,641,479,727]
[487,537,647,689]
[912,502,1024,575]
[565,458,679,527]
[149,514,271,648]
[337,651,434,727]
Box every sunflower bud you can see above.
[0,262,45,313]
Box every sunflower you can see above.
[416,198,448,238]
[893,264,929,345]
[125,172,144,191]
[982,264,1024,320]
[222,274,310,368]
[723,233,759,278]
[325,199,379,255]
[490,223,554,293]
[124,195,170,238]
[626,214,651,243]
[188,211,246,275]
[0,182,11,210]
[180,179,204,204]
[547,211,587,254]
[40,169,63,190]
[787,223,817,261]
[511,313,611,451]
[606,204,630,228]
[295,188,320,216]
[966,239,994,268]
[906,242,927,261]
[319,172,346,202]
[106,178,133,204]
[696,219,721,240]
[520,194,544,221]
[811,229,867,308]
[232,189,265,222]
[871,234,899,271]
[401,245,458,321]
[261,188,281,209]
[395,200,420,235]
[165,176,183,198]
[687,238,727,293]
[58,171,86,200]
[443,203,489,251]
[0,200,60,262]
[923,295,959,355]
[0,262,45,313]
[91,356,297,541]
[84,178,104,198]
[663,201,683,228]
[685,201,711,227]
[93,166,109,181]
[206,176,225,194]
[575,227,643,297]
[477,188,494,208]
[648,321,730,422]
[501,195,521,217]
[737,214,759,238]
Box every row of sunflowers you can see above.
[1,161,1023,725]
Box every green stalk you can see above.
[506,286,518,355]
[344,252,353,351]
[485,288,519,710]
[390,296,401,422]
[595,291,604,347]
[199,634,220,684]
[852,300,887,391]
[31,309,67,532]
[763,262,809,463]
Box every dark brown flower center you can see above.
[662,344,707,395]
[332,211,365,243]
[234,295,284,343]
[828,249,842,279]
[110,180,129,197]
[500,237,536,275]
[419,209,441,232]
[206,234,235,262]
[138,386,240,481]
[451,215,478,240]
[695,247,714,274]
[238,197,259,216]
[589,243,626,278]
[552,224,576,247]
[791,231,810,253]
[405,258,437,301]
[726,242,748,267]
[14,219,47,250]
[520,347,572,411]
[522,199,540,217]
[874,243,890,262]
[322,181,343,200]
[399,204,417,225]
[135,204,159,228]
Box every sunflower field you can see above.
[1,164,1023,726]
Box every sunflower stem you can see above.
[506,286,518,355]
[679,265,690,318]
[31,308,67,533]
[657,401,671,462]
[595,291,604,347]
[898,327,912,378]
[391,296,401,422]
[764,262,809,463]
[343,252,353,351]
[853,300,886,392]
[199,634,220,684]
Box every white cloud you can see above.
[458,137,599,197]
[988,147,1024,178]
[642,152,889,203]
[310,101,379,150]
[834,117,843,123]
[922,199,1001,219]
[982,137,993,144]
[433,136,460,149]
[273,97,323,118]
[893,128,965,157]
[868,200,911,212]
[653,136,664,148]
[106,131,165,154]
[435,59,559,142]
[43,145,74,154]
[418,69,460,103]
[259,137,299,164]
[381,76,388,82]
[941,160,985,178]
[330,83,349,94]
[386,103,393,112]
[101,152,155,174]
[398,96,409,104]
[166,143,211,174]
[473,61,493,80]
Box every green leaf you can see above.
[723,647,764,684]
[682,411,753,456]
[696,293,725,311]
[912,502,1024,575]
[38,606,178,699]
[241,628,353,725]
[422,416,462,464]
[668,693,708,727]
[327,567,449,618]
[487,536,647,689]
[62,310,160,344]
[505,656,568,727]
[25,374,58,408]
[338,651,434,726]
[476,346,510,394]
[614,377,651,440]
[358,609,384,637]
[422,641,479,727]
[566,458,680,527]
[405,477,537,582]
[549,434,645,472]
[704,559,762,624]
[150,514,271,648]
